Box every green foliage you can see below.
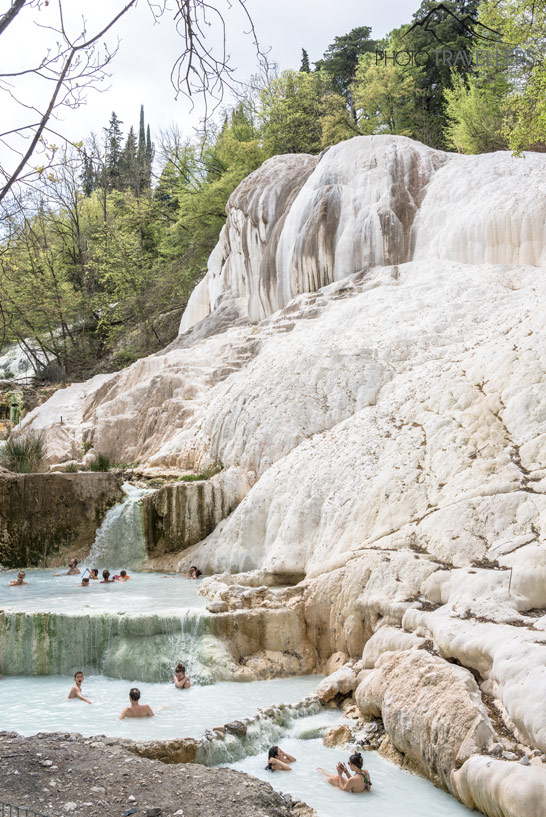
[177,464,223,482]
[0,432,45,473]
[260,70,350,154]
[315,26,377,117]
[300,49,311,73]
[353,48,421,136]
[400,1,482,148]
[444,71,509,152]
[88,452,111,472]
[479,0,546,152]
[64,462,79,472]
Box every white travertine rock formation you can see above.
[451,756,546,817]
[16,135,546,816]
[180,135,546,330]
[355,649,495,791]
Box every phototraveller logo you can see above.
[402,3,501,47]
[376,2,536,72]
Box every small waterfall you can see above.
[195,697,322,765]
[87,483,154,569]
[0,608,241,683]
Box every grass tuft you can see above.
[0,432,46,473]
[89,452,111,472]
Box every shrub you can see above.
[89,452,110,472]
[0,432,45,473]
[64,462,79,472]
[178,464,223,482]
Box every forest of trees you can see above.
[0,0,544,382]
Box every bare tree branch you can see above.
[0,0,263,217]
[0,0,27,38]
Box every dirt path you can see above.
[0,731,315,817]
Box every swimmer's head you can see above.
[102,569,110,580]
[268,746,279,759]
[349,752,363,769]
[91,569,98,577]
[74,671,84,682]
[18,571,25,579]
[69,558,78,568]
[175,663,186,675]
[129,687,141,702]
[81,577,90,585]
[120,570,127,577]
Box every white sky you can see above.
[0,0,422,150]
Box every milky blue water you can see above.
[0,673,321,740]
[228,735,480,817]
[0,569,207,614]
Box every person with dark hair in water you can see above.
[317,752,371,792]
[186,566,202,579]
[68,671,92,704]
[173,663,191,689]
[265,746,296,771]
[119,688,154,719]
[9,571,27,586]
[55,558,80,576]
[100,569,114,584]
[79,577,90,587]
[89,569,99,580]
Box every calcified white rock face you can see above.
[18,135,546,814]
[181,135,546,331]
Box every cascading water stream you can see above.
[87,483,155,569]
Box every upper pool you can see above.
[0,570,207,614]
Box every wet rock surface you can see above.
[0,472,123,568]
[0,731,316,817]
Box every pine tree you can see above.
[104,112,124,191]
[300,48,311,72]
[81,149,96,196]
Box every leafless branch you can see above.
[0,0,263,217]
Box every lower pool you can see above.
[228,735,481,817]
[0,673,321,740]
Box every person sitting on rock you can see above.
[55,558,80,576]
[9,570,27,586]
[173,663,191,689]
[265,746,296,771]
[68,671,92,704]
[317,752,371,792]
[119,687,154,719]
[100,569,114,584]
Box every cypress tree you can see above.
[300,48,311,72]
[120,126,138,193]
[146,124,154,168]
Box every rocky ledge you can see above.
[0,731,315,817]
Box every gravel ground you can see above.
[0,732,316,817]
